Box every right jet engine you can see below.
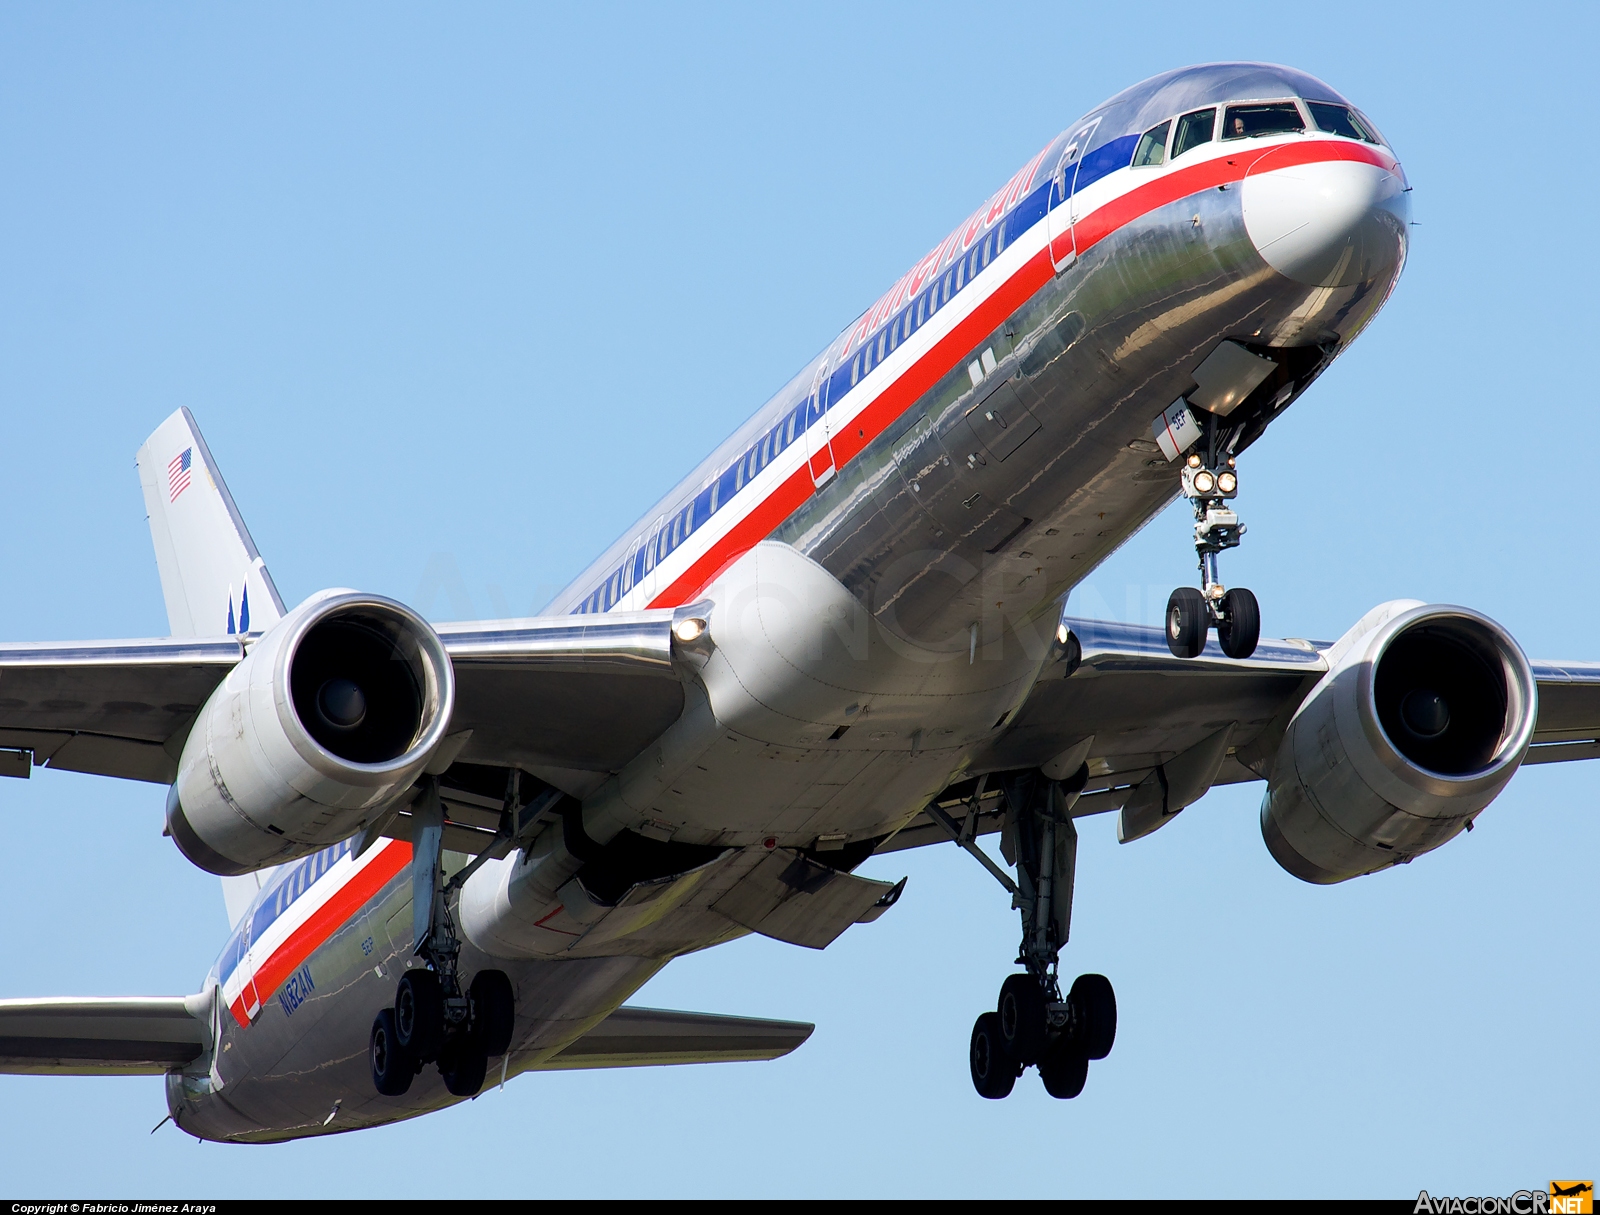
[1260,601,1536,883]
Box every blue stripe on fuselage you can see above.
[216,840,352,987]
[566,132,1148,617]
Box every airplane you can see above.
[3,59,1598,1141]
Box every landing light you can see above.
[1186,453,1202,468]
[1217,471,1238,494]
[673,617,707,643]
[1193,470,1216,495]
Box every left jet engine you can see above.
[165,591,455,875]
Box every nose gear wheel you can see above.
[1165,405,1259,659]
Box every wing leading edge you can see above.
[0,995,211,1075]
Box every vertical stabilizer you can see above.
[136,408,286,638]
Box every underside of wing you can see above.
[0,995,210,1075]
[883,617,1327,852]
[1525,660,1600,764]
[0,613,690,799]
[529,1005,814,1070]
[0,639,241,784]
[437,612,686,775]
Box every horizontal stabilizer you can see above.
[0,995,209,1075]
[531,1005,813,1071]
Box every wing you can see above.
[0,995,210,1075]
[0,612,687,793]
[1522,659,1600,764]
[528,1005,814,1070]
[436,611,684,774]
[884,620,1600,853]
[0,638,242,784]
[881,618,1327,851]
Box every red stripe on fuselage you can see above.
[1072,138,1396,257]
[643,139,1394,611]
[647,249,1057,610]
[650,464,817,609]
[643,142,1395,611]
[228,840,412,1028]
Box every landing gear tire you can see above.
[1038,1037,1089,1099]
[370,1008,416,1097]
[1166,587,1208,658]
[439,1031,489,1097]
[1217,587,1260,660]
[470,969,516,1057]
[1068,973,1118,1060]
[997,974,1048,1065]
[395,969,446,1062]
[969,1012,1017,1100]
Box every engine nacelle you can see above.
[1261,601,1535,884]
[166,591,455,875]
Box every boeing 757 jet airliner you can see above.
[4,62,1597,1139]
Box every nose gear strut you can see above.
[925,769,1117,1100]
[1165,408,1260,660]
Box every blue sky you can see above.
[1,1,1596,1198]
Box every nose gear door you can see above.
[1047,118,1101,272]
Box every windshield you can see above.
[1172,108,1216,159]
[1131,120,1171,167]
[1221,102,1305,140]
[1306,101,1376,142]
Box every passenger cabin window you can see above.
[1172,108,1216,158]
[1306,101,1377,143]
[1131,120,1171,167]
[1221,102,1305,140]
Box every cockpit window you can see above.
[1221,102,1305,140]
[1353,109,1388,147]
[1172,108,1216,159]
[1131,120,1171,168]
[1307,101,1376,143]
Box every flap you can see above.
[0,994,210,1075]
[711,849,902,949]
[534,1004,813,1070]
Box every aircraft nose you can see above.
[1242,153,1409,288]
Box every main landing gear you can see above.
[371,777,517,1099]
[1165,413,1259,661]
[926,770,1117,1101]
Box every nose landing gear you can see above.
[928,771,1118,1101]
[1165,418,1259,659]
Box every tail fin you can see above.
[136,408,286,638]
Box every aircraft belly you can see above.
[175,866,673,1141]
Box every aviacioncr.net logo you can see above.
[1413,1184,1593,1214]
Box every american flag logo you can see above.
[168,448,193,502]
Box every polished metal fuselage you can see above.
[172,62,1408,1141]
